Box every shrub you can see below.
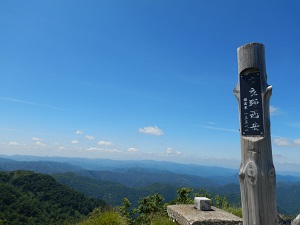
[77,209,129,225]
[150,214,175,225]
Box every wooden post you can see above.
[234,43,277,225]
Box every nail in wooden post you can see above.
[234,43,277,225]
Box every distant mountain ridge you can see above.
[1,155,300,215]
[0,157,83,174]
[1,155,300,183]
[0,154,238,177]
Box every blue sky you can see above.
[1,1,300,171]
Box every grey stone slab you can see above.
[167,204,243,225]
[292,214,300,225]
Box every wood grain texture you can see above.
[234,43,277,225]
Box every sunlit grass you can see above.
[77,210,129,225]
[223,206,243,218]
[150,214,175,225]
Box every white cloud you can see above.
[273,154,285,159]
[9,141,19,146]
[85,147,121,153]
[98,141,114,146]
[35,141,46,147]
[58,146,66,150]
[274,138,300,146]
[201,125,238,133]
[32,137,41,141]
[108,149,121,153]
[274,138,291,146]
[270,106,279,115]
[76,130,83,135]
[71,140,79,144]
[85,135,95,140]
[293,139,300,145]
[206,122,216,125]
[164,147,182,156]
[128,147,139,153]
[139,126,164,136]
[86,147,98,152]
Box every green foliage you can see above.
[77,187,244,225]
[175,187,193,204]
[198,189,242,218]
[0,170,106,225]
[117,198,133,224]
[77,208,129,225]
[223,206,243,218]
[215,194,229,209]
[0,219,8,225]
[150,215,174,225]
[215,194,222,208]
[118,193,175,225]
[53,173,179,208]
[137,193,164,215]
[119,198,132,218]
[222,196,229,208]
[197,188,213,200]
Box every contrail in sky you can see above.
[0,97,67,111]
[201,125,239,133]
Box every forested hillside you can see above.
[53,172,179,207]
[0,170,106,225]
[1,157,300,216]
[54,172,300,216]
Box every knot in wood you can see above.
[246,161,257,185]
[269,164,276,178]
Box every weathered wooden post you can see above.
[234,43,277,225]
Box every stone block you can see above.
[292,214,300,225]
[194,197,211,211]
[167,204,243,225]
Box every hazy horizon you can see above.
[1,1,300,172]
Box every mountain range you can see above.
[0,155,300,215]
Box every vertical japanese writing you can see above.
[240,72,264,136]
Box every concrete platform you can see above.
[167,204,243,225]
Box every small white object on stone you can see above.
[194,197,211,211]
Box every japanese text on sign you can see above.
[240,72,264,136]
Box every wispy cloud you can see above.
[274,138,291,146]
[274,137,300,146]
[98,141,114,146]
[9,141,19,146]
[128,147,139,153]
[0,97,66,111]
[76,130,83,135]
[293,139,300,145]
[273,154,286,159]
[71,140,79,144]
[85,147,120,153]
[201,125,239,133]
[270,105,280,115]
[205,122,216,125]
[0,128,16,131]
[85,135,95,140]
[162,147,182,156]
[139,126,164,136]
[32,137,42,141]
[35,141,46,147]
